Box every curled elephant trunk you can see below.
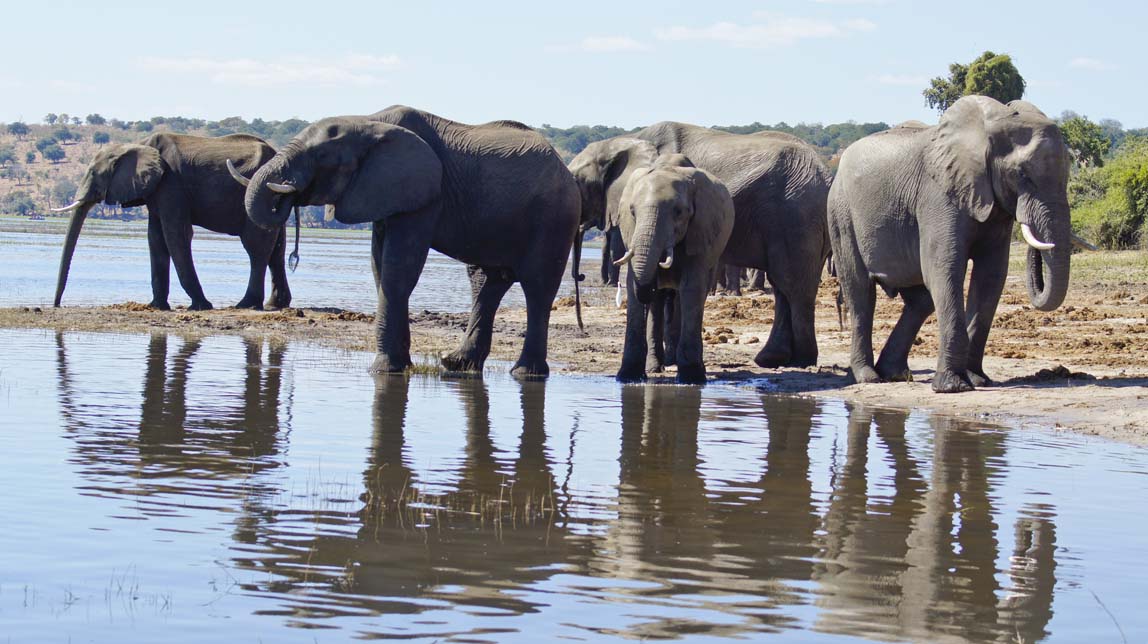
[54,201,96,307]
[1019,195,1070,312]
[246,157,303,231]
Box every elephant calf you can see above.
[615,155,735,384]
[54,133,293,311]
[829,96,1074,393]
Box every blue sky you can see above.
[1,0,1141,128]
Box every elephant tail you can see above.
[572,226,585,332]
[288,207,301,272]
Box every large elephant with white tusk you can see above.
[829,96,1076,393]
[614,154,735,384]
[235,106,579,378]
[54,133,296,311]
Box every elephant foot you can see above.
[148,300,171,311]
[234,297,264,310]
[442,349,484,374]
[876,360,913,382]
[616,367,647,384]
[932,369,975,394]
[511,358,549,380]
[786,353,818,368]
[646,358,665,374]
[851,365,883,385]
[369,353,410,375]
[753,346,792,369]
[676,363,707,385]
[188,300,214,311]
[968,369,993,388]
[265,292,292,310]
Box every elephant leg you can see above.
[266,226,292,309]
[608,229,625,286]
[617,268,649,382]
[750,268,766,292]
[664,291,680,367]
[786,285,819,367]
[646,289,667,373]
[159,211,211,311]
[599,233,613,285]
[146,212,172,310]
[442,265,513,373]
[876,285,934,382]
[675,264,709,385]
[923,246,973,393]
[965,231,1010,387]
[369,212,435,374]
[236,224,273,310]
[755,282,793,368]
[723,263,742,296]
[832,230,880,383]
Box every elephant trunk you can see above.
[629,207,672,287]
[246,155,304,230]
[1019,193,1070,312]
[53,201,96,307]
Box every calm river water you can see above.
[0,224,591,312]
[2,328,1147,642]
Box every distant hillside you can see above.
[0,114,889,222]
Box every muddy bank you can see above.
[4,248,1147,445]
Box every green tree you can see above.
[109,118,129,130]
[1060,116,1110,168]
[25,150,36,164]
[92,131,111,144]
[42,144,66,163]
[7,121,30,139]
[924,51,1025,113]
[133,120,154,132]
[85,113,107,125]
[1070,136,1148,248]
[35,136,57,153]
[1,190,37,216]
[0,145,16,166]
[52,126,76,144]
[44,113,58,125]
[51,177,78,207]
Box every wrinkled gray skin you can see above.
[828,96,1072,393]
[634,124,832,367]
[54,133,290,311]
[241,106,579,378]
[615,155,735,384]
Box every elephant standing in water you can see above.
[54,133,295,311]
[633,122,832,368]
[238,106,579,377]
[829,97,1074,392]
[615,155,734,384]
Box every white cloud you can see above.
[656,14,875,49]
[579,36,652,53]
[1068,57,1116,72]
[137,53,401,88]
[873,73,927,86]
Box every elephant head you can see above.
[53,143,165,306]
[237,117,442,230]
[616,155,734,288]
[927,95,1072,311]
[568,138,659,233]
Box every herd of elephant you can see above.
[52,96,1084,393]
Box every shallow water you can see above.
[2,328,1147,642]
[0,227,590,312]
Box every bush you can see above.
[86,114,107,126]
[6,121,29,138]
[1070,136,1148,248]
[42,144,66,163]
[1,190,37,216]
[35,136,57,152]
[92,131,111,144]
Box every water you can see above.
[0,225,592,312]
[2,328,1146,642]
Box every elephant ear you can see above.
[604,139,658,232]
[106,145,164,206]
[685,168,734,259]
[926,97,996,222]
[332,125,443,224]
[615,166,651,243]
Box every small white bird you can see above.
[615,281,624,308]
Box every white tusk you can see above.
[1020,223,1055,251]
[615,282,624,308]
[51,200,82,213]
[658,248,674,270]
[1071,233,1098,251]
[613,248,634,267]
[266,182,297,194]
[225,159,250,187]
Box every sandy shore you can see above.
[4,246,1147,445]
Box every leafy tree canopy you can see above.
[1059,115,1110,168]
[924,51,1025,113]
[42,144,66,163]
[85,114,106,125]
[44,113,58,125]
[7,121,30,138]
[92,131,111,144]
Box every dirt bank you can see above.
[3,247,1146,445]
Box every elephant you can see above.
[599,227,625,286]
[53,133,295,311]
[614,154,735,384]
[236,106,580,378]
[577,124,832,368]
[828,96,1074,393]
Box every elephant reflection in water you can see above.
[54,332,288,502]
[811,406,1056,643]
[235,376,584,620]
